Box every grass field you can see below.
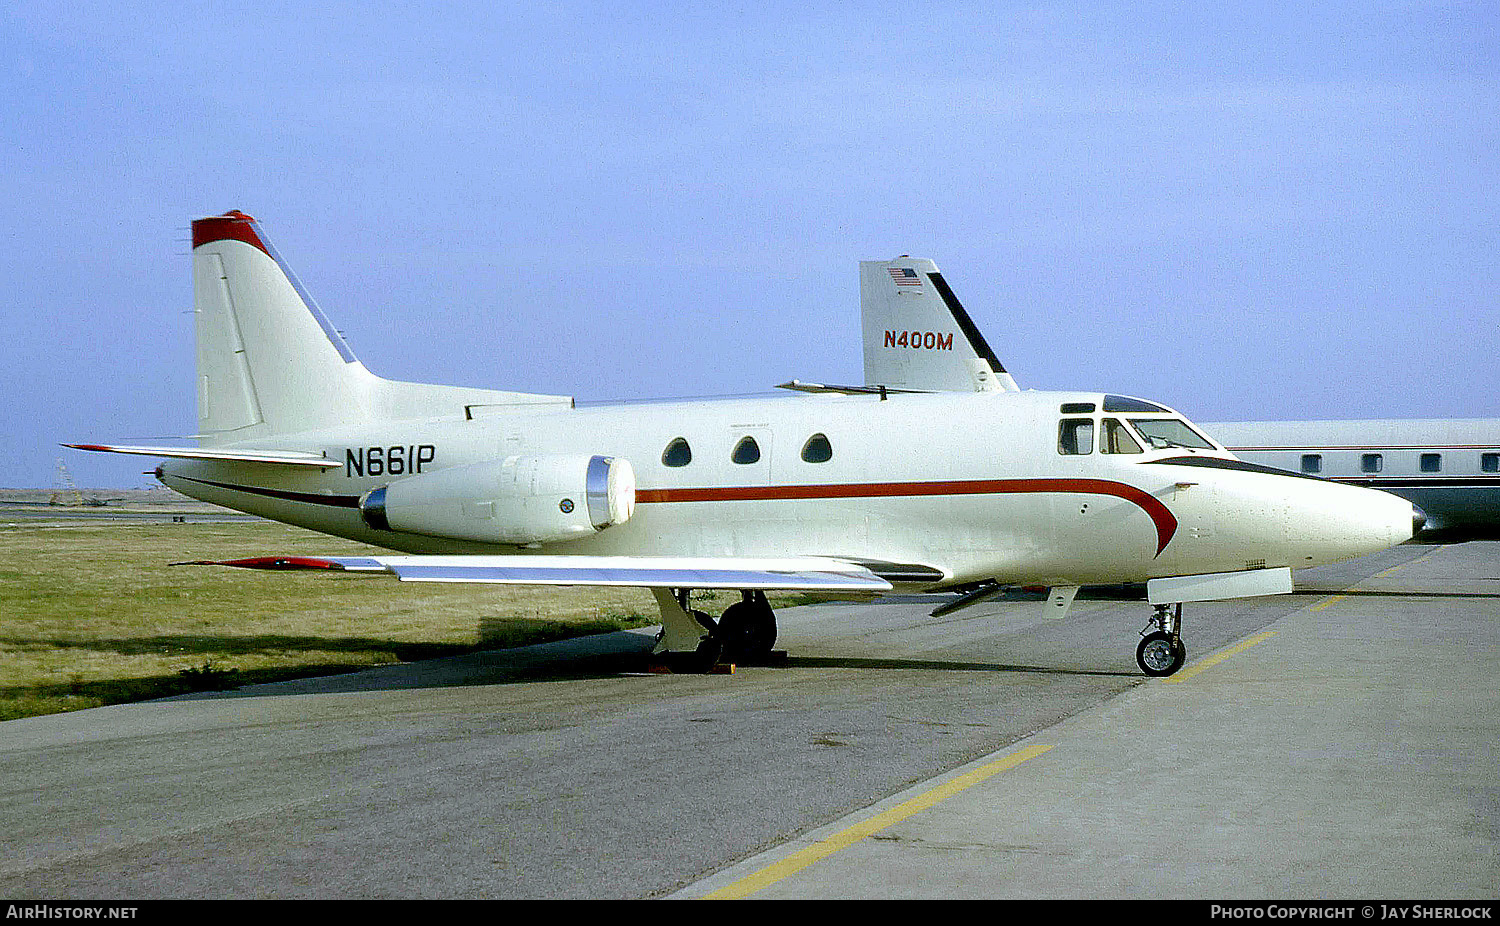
[0,519,671,721]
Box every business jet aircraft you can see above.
[1202,420,1500,542]
[68,212,1420,677]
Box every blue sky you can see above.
[2,2,1496,487]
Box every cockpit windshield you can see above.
[1129,418,1215,451]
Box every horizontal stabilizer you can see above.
[187,554,900,592]
[64,443,341,468]
[776,380,927,397]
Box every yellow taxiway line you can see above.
[1309,546,1444,616]
[703,743,1055,900]
[1161,630,1278,683]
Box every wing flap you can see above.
[194,554,899,592]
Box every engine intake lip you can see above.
[586,455,614,529]
[360,486,392,532]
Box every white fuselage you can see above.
[160,389,1416,590]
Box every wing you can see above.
[184,553,944,592]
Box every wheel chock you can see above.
[644,658,737,675]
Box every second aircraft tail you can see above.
[858,258,1018,393]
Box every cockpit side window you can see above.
[1102,418,1143,454]
[1059,418,1094,455]
[1103,395,1168,413]
[1128,418,1214,451]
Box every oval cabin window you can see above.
[800,433,833,463]
[662,438,692,467]
[731,436,761,464]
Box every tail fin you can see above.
[858,258,1018,393]
[191,211,569,446]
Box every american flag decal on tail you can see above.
[888,267,922,287]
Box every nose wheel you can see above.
[1137,603,1186,676]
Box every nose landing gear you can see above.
[1137,603,1186,677]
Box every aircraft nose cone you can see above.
[1412,504,1428,538]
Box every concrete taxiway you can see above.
[1,543,1496,899]
[678,542,1500,899]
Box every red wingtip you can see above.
[191,210,269,254]
[211,556,345,571]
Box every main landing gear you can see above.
[1137,602,1186,677]
[649,588,780,673]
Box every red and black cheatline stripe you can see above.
[172,474,1180,555]
[637,477,1178,554]
[169,474,363,508]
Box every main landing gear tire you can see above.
[717,591,778,665]
[1136,632,1186,677]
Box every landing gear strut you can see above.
[649,588,780,672]
[1137,603,1186,677]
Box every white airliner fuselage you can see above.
[71,212,1421,677]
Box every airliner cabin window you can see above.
[1301,454,1322,474]
[1421,453,1442,473]
[1483,453,1500,474]
[732,436,761,464]
[662,438,692,467]
[1059,419,1094,455]
[800,433,833,463]
[1361,453,1383,473]
[1102,418,1143,454]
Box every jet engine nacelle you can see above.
[360,454,636,545]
